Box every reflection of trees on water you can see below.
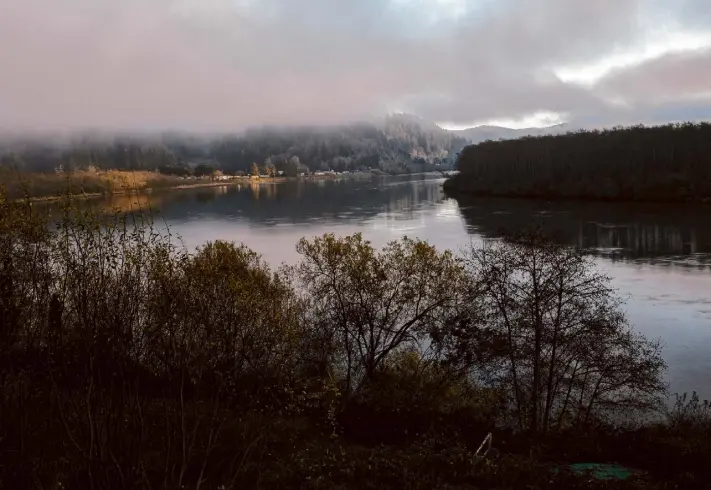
[86,174,447,227]
[100,194,162,214]
[452,195,711,266]
[383,179,443,221]
[52,175,711,267]
[577,223,695,255]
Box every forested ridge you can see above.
[446,122,711,202]
[0,114,466,176]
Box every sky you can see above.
[1,0,710,132]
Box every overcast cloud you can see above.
[1,0,710,132]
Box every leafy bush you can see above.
[0,188,694,489]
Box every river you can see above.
[61,173,711,400]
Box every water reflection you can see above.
[36,174,711,268]
[36,174,711,398]
[452,195,711,268]
[48,175,711,268]
[136,175,445,227]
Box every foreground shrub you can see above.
[0,193,332,489]
[296,232,468,395]
[0,190,684,489]
[339,349,502,445]
[440,228,667,434]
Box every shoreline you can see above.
[23,180,248,204]
[12,172,378,203]
[442,178,711,205]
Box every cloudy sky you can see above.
[1,0,710,132]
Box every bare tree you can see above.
[448,229,667,434]
[296,233,466,394]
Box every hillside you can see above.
[444,122,711,202]
[452,123,571,144]
[0,115,467,176]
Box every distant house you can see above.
[277,170,284,176]
[314,171,325,176]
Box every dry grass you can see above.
[0,168,193,200]
[99,169,175,190]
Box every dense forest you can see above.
[0,114,466,176]
[2,190,711,488]
[445,122,711,202]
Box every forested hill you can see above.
[445,122,711,202]
[0,114,467,175]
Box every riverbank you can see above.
[0,169,377,202]
[442,174,711,204]
[1,192,709,489]
[20,180,242,204]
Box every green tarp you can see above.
[567,463,634,480]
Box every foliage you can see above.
[339,349,502,445]
[193,163,216,177]
[0,193,329,489]
[0,169,187,199]
[0,188,690,489]
[158,164,192,177]
[447,122,711,202]
[439,228,667,434]
[251,162,261,177]
[296,233,466,394]
[667,392,711,433]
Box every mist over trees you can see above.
[0,115,467,176]
[447,122,711,202]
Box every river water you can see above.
[66,173,711,399]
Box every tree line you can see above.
[3,188,708,489]
[446,122,711,202]
[0,115,467,177]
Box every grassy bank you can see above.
[0,189,709,489]
[0,168,375,202]
[0,169,191,201]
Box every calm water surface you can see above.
[72,174,711,399]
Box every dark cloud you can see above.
[581,47,711,126]
[0,0,708,132]
[597,48,711,104]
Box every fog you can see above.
[1,0,710,132]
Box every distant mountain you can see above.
[452,123,573,144]
[0,114,468,175]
